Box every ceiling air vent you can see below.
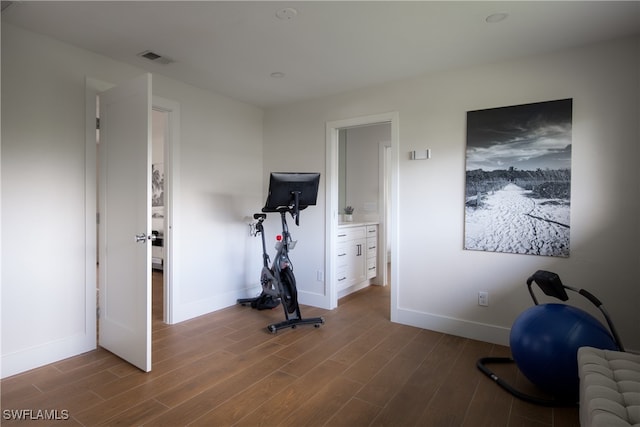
[1,1,14,13]
[138,50,174,65]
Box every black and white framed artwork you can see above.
[152,163,164,208]
[464,99,572,257]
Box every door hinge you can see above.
[96,117,100,130]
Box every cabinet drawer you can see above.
[336,265,349,290]
[366,258,377,279]
[366,242,377,259]
[366,225,378,238]
[337,226,366,242]
[336,242,349,267]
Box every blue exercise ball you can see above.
[510,303,618,398]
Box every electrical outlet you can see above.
[478,291,489,307]
[317,270,324,282]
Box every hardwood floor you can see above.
[1,271,578,426]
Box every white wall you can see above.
[151,73,264,322]
[1,23,264,377]
[264,36,640,352]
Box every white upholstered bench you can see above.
[578,346,640,427]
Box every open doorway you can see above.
[95,101,170,330]
[97,103,174,328]
[151,109,167,325]
[326,112,399,317]
[338,124,391,290]
[88,77,180,371]
[150,96,180,326]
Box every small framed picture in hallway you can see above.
[464,99,573,257]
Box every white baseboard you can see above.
[298,289,332,310]
[337,281,370,300]
[2,334,95,379]
[394,307,511,346]
[172,287,256,324]
[172,285,332,324]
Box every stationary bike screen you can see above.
[263,172,320,212]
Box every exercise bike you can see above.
[238,172,325,333]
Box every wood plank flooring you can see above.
[1,271,579,426]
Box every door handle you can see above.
[135,233,156,243]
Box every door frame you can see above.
[325,112,399,317]
[85,78,181,336]
[378,141,391,287]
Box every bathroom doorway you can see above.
[338,123,391,287]
[326,112,399,317]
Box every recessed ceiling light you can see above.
[270,72,285,79]
[486,12,509,23]
[276,7,298,20]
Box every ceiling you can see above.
[3,1,639,108]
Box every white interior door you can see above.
[98,73,152,372]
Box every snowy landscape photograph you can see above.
[464,99,573,257]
